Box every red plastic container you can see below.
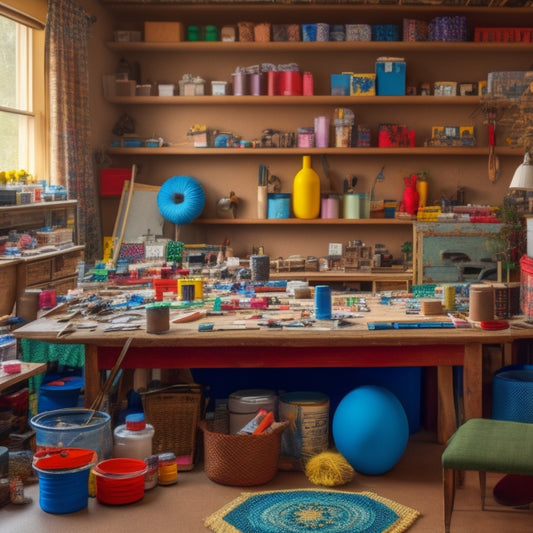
[94,458,147,505]
[100,168,132,197]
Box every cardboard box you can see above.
[376,59,406,96]
[351,73,376,96]
[330,73,351,96]
[100,168,132,197]
[144,21,184,42]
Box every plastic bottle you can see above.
[113,413,154,460]
[292,155,321,219]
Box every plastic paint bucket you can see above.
[94,458,147,505]
[279,391,330,470]
[30,408,112,460]
[33,451,96,514]
[38,377,84,413]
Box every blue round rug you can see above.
[205,489,420,533]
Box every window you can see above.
[0,13,44,180]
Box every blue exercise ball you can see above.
[332,385,409,475]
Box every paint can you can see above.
[279,391,330,470]
[469,284,493,322]
[146,302,170,333]
[228,389,278,434]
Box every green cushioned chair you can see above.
[442,418,533,533]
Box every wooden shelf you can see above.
[107,146,521,156]
[194,217,414,225]
[106,40,533,54]
[106,95,481,106]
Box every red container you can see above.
[100,168,132,197]
[278,71,302,96]
[94,458,147,505]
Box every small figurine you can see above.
[216,191,239,218]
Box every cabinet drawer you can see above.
[0,262,17,315]
[52,250,83,280]
[26,259,53,285]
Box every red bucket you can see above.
[94,458,147,505]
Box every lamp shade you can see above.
[510,151,533,190]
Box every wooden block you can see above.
[144,22,184,42]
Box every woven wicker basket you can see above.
[199,419,289,486]
[141,384,202,471]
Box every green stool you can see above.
[442,418,533,532]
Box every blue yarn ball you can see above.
[157,175,205,225]
[332,385,409,475]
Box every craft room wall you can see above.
[79,0,526,261]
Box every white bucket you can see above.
[279,391,330,470]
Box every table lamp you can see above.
[509,147,533,190]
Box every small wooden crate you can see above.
[141,384,203,471]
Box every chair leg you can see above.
[479,471,486,510]
[444,468,456,533]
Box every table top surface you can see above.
[0,361,47,392]
[13,293,531,348]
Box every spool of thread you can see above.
[469,284,494,322]
[314,116,329,147]
[343,194,360,219]
[146,303,170,334]
[315,285,332,320]
[158,453,178,485]
[250,255,270,282]
[443,285,456,311]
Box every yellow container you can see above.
[292,156,320,219]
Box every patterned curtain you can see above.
[46,0,102,262]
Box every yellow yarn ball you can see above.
[304,451,355,487]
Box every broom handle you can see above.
[88,336,133,414]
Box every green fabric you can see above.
[442,418,533,474]
[20,338,85,394]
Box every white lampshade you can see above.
[510,150,533,190]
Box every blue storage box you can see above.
[376,59,406,96]
[330,73,352,96]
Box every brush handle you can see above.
[257,186,268,219]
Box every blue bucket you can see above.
[38,377,84,413]
[34,463,93,514]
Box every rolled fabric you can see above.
[157,175,205,225]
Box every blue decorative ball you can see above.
[332,385,409,475]
[157,175,205,225]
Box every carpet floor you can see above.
[2,431,532,533]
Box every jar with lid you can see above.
[113,413,154,460]
[158,452,178,485]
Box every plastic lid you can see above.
[126,413,146,431]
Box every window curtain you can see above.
[46,0,102,262]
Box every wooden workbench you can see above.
[13,297,523,443]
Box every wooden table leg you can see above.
[437,366,456,444]
[84,344,100,408]
[463,342,483,422]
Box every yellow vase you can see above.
[416,179,428,208]
[292,155,321,219]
